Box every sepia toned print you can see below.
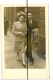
[4,7,46,69]
[1,4,49,79]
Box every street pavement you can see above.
[4,31,46,69]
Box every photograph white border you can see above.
[0,4,49,79]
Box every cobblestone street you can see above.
[4,31,46,69]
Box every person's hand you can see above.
[18,32,22,35]
[32,28,39,36]
[18,32,25,37]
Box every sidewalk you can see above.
[5,31,46,69]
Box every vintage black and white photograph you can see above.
[4,6,46,69]
[0,4,49,79]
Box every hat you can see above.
[17,11,26,18]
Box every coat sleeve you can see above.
[12,22,19,35]
[32,21,39,36]
[33,21,38,29]
[24,23,27,36]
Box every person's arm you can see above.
[32,21,39,36]
[32,28,39,36]
[12,23,22,36]
[21,23,27,36]
[24,25,27,36]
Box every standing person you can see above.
[12,11,27,67]
[25,11,38,65]
[4,17,9,36]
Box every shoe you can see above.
[23,64,27,68]
[30,61,34,65]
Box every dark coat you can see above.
[26,20,38,62]
[27,20,38,50]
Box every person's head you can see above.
[17,11,26,22]
[18,14,25,22]
[28,11,33,20]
